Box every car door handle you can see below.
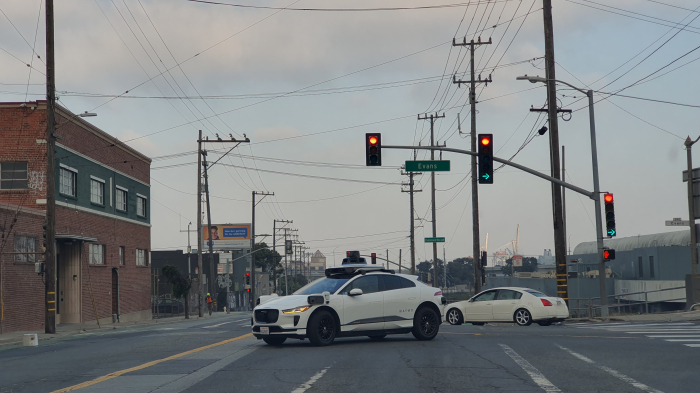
[408,297,416,300]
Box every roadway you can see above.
[1,315,698,392]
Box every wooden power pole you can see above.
[45,0,57,334]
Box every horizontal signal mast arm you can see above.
[383,145,594,199]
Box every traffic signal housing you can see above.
[604,193,616,237]
[478,134,493,184]
[480,251,487,268]
[603,248,615,261]
[371,253,377,265]
[366,133,381,166]
[245,272,251,288]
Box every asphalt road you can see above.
[1,316,698,393]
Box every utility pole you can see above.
[273,219,292,293]
[197,134,249,315]
[251,191,274,309]
[402,158,422,276]
[453,36,492,293]
[399,249,402,274]
[562,146,567,255]
[418,113,445,285]
[443,247,447,290]
[202,151,216,305]
[386,249,389,270]
[542,0,569,303]
[44,0,57,334]
[282,228,289,295]
[686,136,700,274]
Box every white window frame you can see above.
[59,165,77,197]
[0,162,28,190]
[14,235,37,263]
[116,186,128,212]
[136,249,147,266]
[89,244,105,265]
[90,176,105,205]
[136,194,147,217]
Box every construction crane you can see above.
[490,225,521,267]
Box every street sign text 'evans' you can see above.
[406,160,450,172]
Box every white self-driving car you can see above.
[252,265,446,346]
[444,287,569,326]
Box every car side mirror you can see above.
[349,288,363,296]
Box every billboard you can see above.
[203,224,251,250]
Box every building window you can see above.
[136,249,147,266]
[89,244,105,265]
[90,177,104,205]
[59,167,77,197]
[119,246,125,265]
[137,194,147,217]
[14,236,37,263]
[116,187,127,212]
[0,162,28,190]
[638,256,643,278]
[649,256,654,278]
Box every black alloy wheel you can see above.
[308,310,337,346]
[412,307,440,341]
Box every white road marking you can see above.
[646,335,700,338]
[624,330,700,334]
[499,344,560,392]
[291,366,331,393]
[556,344,663,393]
[664,339,700,342]
[202,321,235,329]
[684,344,700,347]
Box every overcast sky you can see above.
[2,0,699,267]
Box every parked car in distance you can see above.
[445,287,569,326]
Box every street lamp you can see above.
[517,74,609,317]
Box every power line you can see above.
[186,0,516,12]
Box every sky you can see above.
[2,0,699,267]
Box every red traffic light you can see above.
[604,250,610,259]
[604,193,613,203]
[246,272,250,276]
[371,253,376,257]
[368,136,378,145]
[480,137,491,146]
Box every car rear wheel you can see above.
[368,335,387,340]
[514,309,533,326]
[537,321,552,326]
[307,310,337,346]
[412,307,440,341]
[262,336,287,346]
[446,308,464,325]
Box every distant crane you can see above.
[490,224,521,267]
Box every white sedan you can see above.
[252,265,446,346]
[445,287,569,326]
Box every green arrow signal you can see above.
[607,229,616,236]
[482,173,490,180]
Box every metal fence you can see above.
[569,286,686,318]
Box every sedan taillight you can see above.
[541,299,553,307]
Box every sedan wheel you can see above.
[446,308,464,325]
[514,309,532,326]
[308,310,337,346]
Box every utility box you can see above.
[23,334,38,347]
[686,274,700,310]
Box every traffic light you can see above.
[366,133,381,166]
[603,249,616,261]
[371,253,377,265]
[604,193,616,237]
[480,251,487,268]
[245,272,251,287]
[478,134,493,184]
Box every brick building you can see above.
[0,101,151,333]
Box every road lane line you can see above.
[556,344,663,393]
[646,335,700,338]
[664,339,700,342]
[291,366,331,393]
[498,344,560,392]
[50,333,253,393]
[202,321,236,328]
[685,344,700,347]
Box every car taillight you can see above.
[541,299,553,306]
[434,291,442,296]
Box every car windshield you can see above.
[294,277,351,295]
[525,290,548,298]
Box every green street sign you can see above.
[406,160,450,172]
[424,237,445,243]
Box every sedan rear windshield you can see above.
[524,290,548,298]
[294,277,351,295]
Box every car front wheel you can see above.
[514,308,533,326]
[307,310,337,346]
[412,307,440,341]
[262,336,286,346]
[446,308,464,325]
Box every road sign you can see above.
[512,255,523,267]
[424,237,445,243]
[682,168,700,182]
[406,160,450,172]
[666,218,691,226]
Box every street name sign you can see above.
[666,218,691,226]
[425,237,445,243]
[406,160,450,172]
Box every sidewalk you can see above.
[568,309,700,324]
[0,310,250,349]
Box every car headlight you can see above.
[282,305,311,314]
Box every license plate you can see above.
[260,327,269,335]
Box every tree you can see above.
[446,257,475,286]
[162,265,192,319]
[417,261,432,273]
[276,274,308,295]
[501,257,538,276]
[253,242,283,291]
